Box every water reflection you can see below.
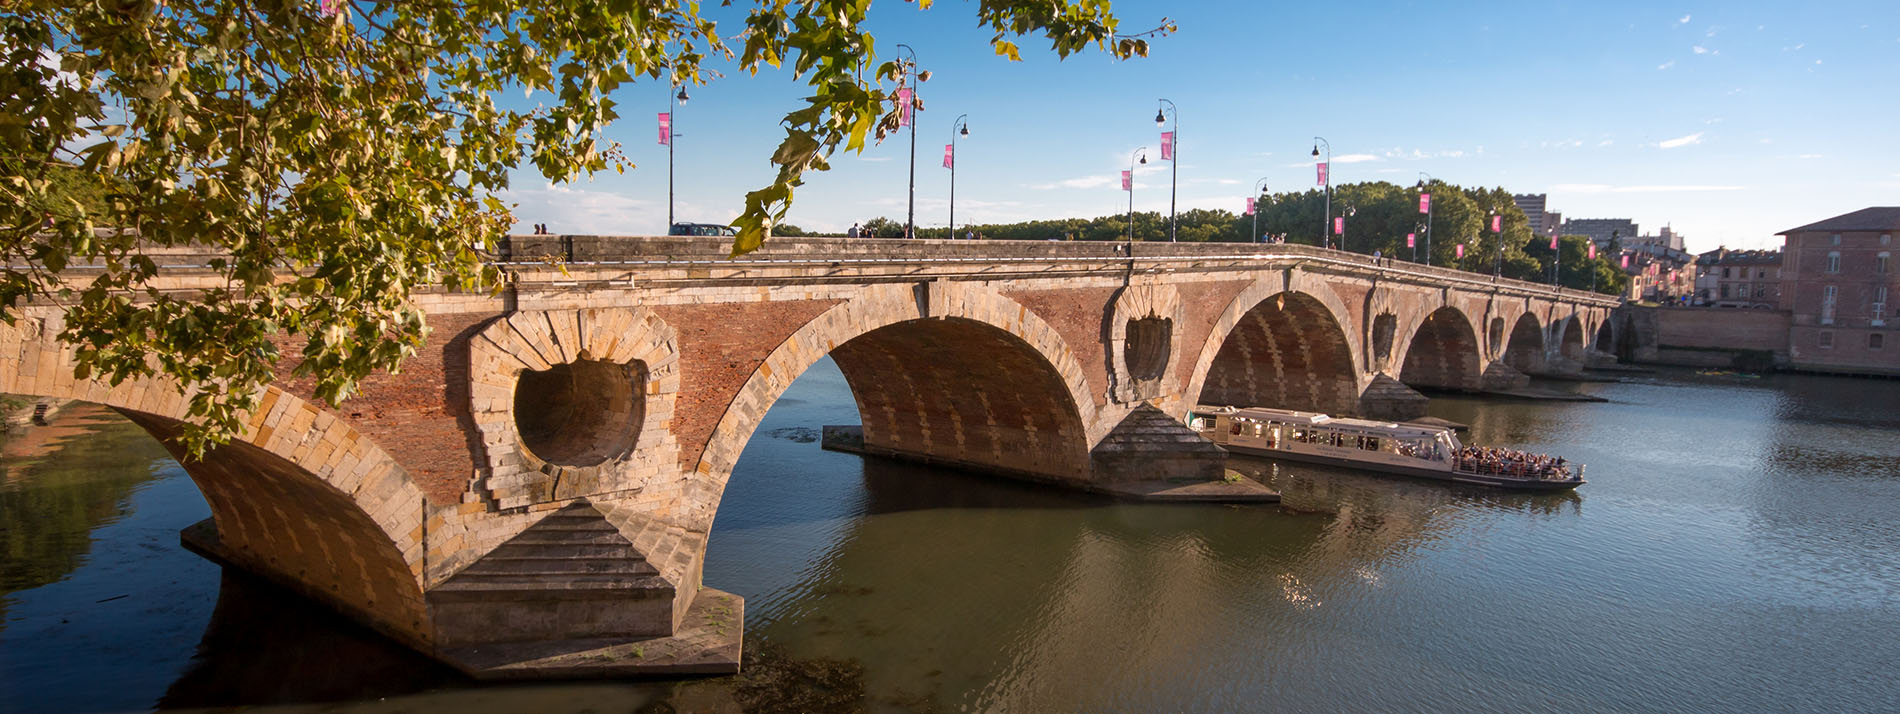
[4,362,1900,712]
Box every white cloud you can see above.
[1552,183,1744,194]
[1677,14,1691,24]
[1692,45,1710,54]
[1797,154,1823,159]
[1658,60,1676,70]
[857,156,893,162]
[504,182,654,234]
[1784,42,1805,51]
[1658,132,1704,149]
[1332,153,1379,163]
[1598,139,1614,147]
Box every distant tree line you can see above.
[822,180,1627,295]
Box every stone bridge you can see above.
[0,237,1617,678]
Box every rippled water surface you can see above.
[4,365,1900,713]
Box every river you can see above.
[3,363,1899,713]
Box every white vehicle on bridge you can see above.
[1189,405,1585,491]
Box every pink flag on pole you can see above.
[1492,215,1502,233]
[1588,243,1597,260]
[1245,197,1255,215]
[1317,162,1329,187]
[1621,253,1631,268]
[1550,234,1560,250]
[1407,232,1416,248]
[942,144,954,169]
[1419,193,1431,213]
[1456,244,1466,259]
[895,88,913,127]
[1160,132,1175,160]
[658,113,671,145]
[1334,216,1344,235]
[1121,170,1132,191]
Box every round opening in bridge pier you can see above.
[1124,317,1173,382]
[512,359,643,467]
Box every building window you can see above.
[1819,331,1834,349]
[1822,285,1837,325]
[1885,234,1893,246]
[1722,267,1732,278]
[1873,333,1886,351]
[1758,270,1768,279]
[1876,286,1889,326]
[1755,285,1765,298]
[1832,234,1842,245]
[1720,284,1730,299]
[1826,251,1841,273]
[1879,252,1891,274]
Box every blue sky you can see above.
[502,0,1900,253]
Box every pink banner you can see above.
[895,88,913,127]
[1492,215,1502,232]
[1317,162,1329,187]
[1334,216,1344,235]
[658,112,671,145]
[1588,243,1597,260]
[1160,132,1175,160]
[943,144,954,169]
[1121,170,1132,191]
[1551,234,1559,250]
[1407,232,1416,248]
[1419,193,1431,213]
[1621,254,1631,268]
[1456,244,1465,259]
[1245,197,1255,215]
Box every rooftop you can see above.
[1779,207,1900,235]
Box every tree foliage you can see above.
[2,0,1168,454]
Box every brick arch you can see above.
[1396,306,1484,391]
[1558,313,1588,362]
[1185,275,1364,416]
[1503,312,1547,374]
[685,281,1100,524]
[0,318,431,648]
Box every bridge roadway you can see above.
[0,236,1619,677]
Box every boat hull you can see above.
[1220,442,1585,492]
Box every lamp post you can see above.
[1416,171,1435,266]
[1251,177,1269,243]
[1126,147,1148,242]
[1312,137,1331,248]
[895,44,925,239]
[1155,99,1178,242]
[948,114,969,239]
[1341,205,1356,253]
[667,83,689,229]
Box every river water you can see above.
[3,363,1899,713]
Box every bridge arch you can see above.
[688,282,1100,522]
[1396,306,1484,391]
[1502,312,1547,374]
[1185,275,1363,416]
[1558,314,1589,363]
[0,318,431,647]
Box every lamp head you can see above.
[1154,109,1166,126]
[676,86,689,104]
[1311,145,1320,157]
[960,124,969,137]
[1140,155,1148,165]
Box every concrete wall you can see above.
[1624,306,1790,369]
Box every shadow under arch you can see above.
[1558,315,1588,363]
[1502,312,1546,374]
[1398,306,1484,391]
[689,283,1101,523]
[1193,290,1360,414]
[0,325,433,648]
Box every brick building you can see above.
[1779,207,1900,375]
[1693,248,1782,308]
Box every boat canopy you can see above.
[1193,405,1452,440]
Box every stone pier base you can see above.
[1358,375,1430,421]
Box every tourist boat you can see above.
[1188,405,1585,491]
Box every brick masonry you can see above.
[0,237,1614,677]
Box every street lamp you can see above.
[1251,177,1269,244]
[1155,99,1178,242]
[895,44,926,239]
[1312,137,1331,248]
[668,83,689,229]
[949,114,969,239]
[1340,204,1357,253]
[1416,171,1435,266]
[1491,212,1502,278]
[1127,147,1148,242]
